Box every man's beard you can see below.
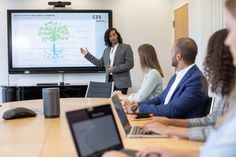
[171,58,178,67]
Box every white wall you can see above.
[173,0,188,10]
[188,0,213,71]
[212,0,226,30]
[0,0,174,102]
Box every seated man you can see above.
[123,38,209,118]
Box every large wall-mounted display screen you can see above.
[8,10,112,74]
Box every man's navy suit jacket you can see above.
[139,65,209,118]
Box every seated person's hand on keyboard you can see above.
[141,130,153,135]
[140,121,169,136]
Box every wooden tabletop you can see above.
[0,98,203,157]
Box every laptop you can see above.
[111,95,168,138]
[66,104,137,157]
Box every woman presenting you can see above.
[80,28,134,94]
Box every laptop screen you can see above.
[111,95,132,134]
[66,104,124,157]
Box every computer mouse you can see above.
[2,107,37,120]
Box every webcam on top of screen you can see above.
[48,1,71,8]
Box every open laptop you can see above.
[111,95,168,138]
[66,104,137,157]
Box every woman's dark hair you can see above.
[138,44,164,77]
[204,29,235,96]
[104,28,123,47]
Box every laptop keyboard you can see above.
[130,126,159,136]
[130,126,142,135]
[130,126,152,135]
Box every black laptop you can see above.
[66,104,137,157]
[111,95,168,138]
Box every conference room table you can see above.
[0,98,203,157]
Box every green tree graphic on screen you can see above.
[38,21,69,61]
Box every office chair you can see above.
[204,97,214,116]
[85,81,114,98]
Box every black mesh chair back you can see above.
[85,81,114,98]
[204,97,214,116]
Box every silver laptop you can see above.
[111,95,168,138]
[66,104,137,157]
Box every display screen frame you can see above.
[7,9,112,74]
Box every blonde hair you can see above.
[138,44,164,77]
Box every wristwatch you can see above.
[131,105,139,113]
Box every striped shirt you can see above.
[188,95,226,141]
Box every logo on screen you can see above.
[92,15,102,19]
